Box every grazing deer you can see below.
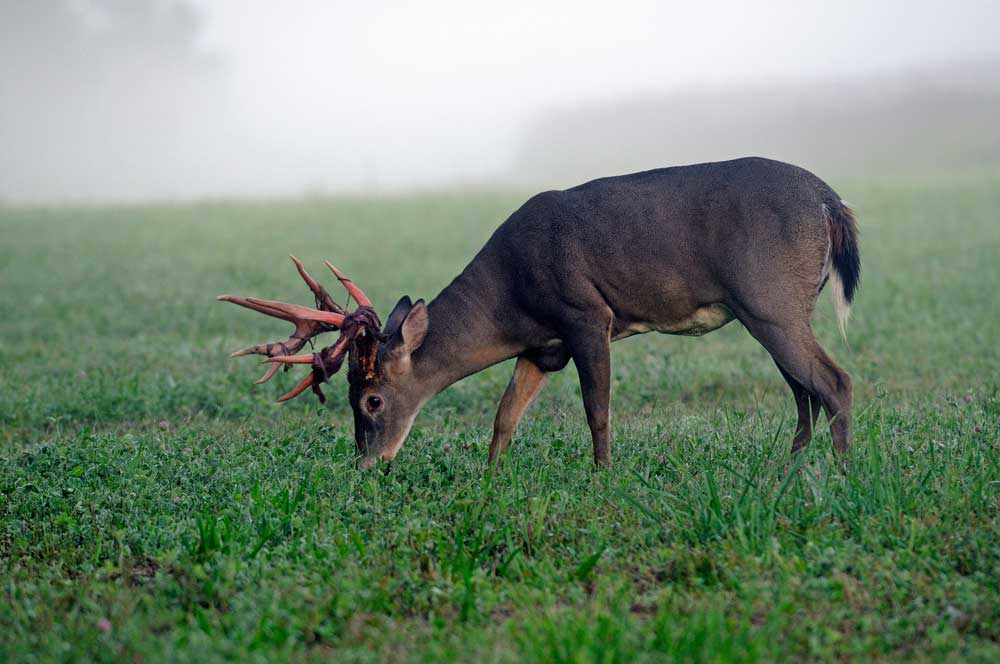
[220,157,859,469]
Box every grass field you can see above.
[1,175,999,662]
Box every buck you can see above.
[219,157,860,469]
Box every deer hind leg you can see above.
[776,364,823,453]
[488,356,548,466]
[742,316,853,455]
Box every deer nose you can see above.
[358,456,378,470]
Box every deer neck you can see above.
[409,268,520,401]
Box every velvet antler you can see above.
[219,256,380,401]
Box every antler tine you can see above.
[277,372,315,403]
[268,335,353,402]
[218,292,343,384]
[227,335,310,383]
[229,338,304,359]
[262,354,313,364]
[218,295,346,327]
[324,261,372,308]
[217,294,295,322]
[289,255,346,314]
[256,361,284,385]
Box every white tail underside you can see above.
[830,269,852,342]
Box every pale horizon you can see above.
[2,0,999,202]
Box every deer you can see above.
[219,157,860,470]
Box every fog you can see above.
[2,0,1000,202]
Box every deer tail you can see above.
[824,200,861,342]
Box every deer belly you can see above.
[618,304,735,338]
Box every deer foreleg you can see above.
[566,320,614,468]
[488,356,548,466]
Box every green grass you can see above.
[1,177,999,662]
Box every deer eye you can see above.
[366,395,383,413]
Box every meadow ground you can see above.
[1,175,999,662]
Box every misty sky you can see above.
[3,0,1000,201]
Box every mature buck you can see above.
[219,157,860,469]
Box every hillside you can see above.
[512,60,1000,185]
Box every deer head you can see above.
[218,257,428,468]
[347,295,429,468]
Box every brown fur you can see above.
[346,158,860,468]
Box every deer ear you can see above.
[384,296,413,337]
[399,300,428,355]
